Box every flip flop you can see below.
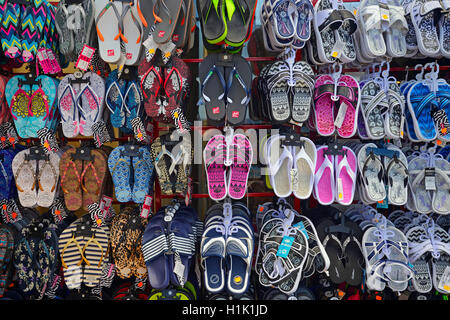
[1,2,22,59]
[59,148,83,211]
[81,149,107,209]
[94,0,123,63]
[314,75,335,136]
[335,74,359,138]
[223,0,257,47]
[12,149,37,208]
[357,143,386,202]
[82,223,108,287]
[199,53,227,124]
[292,137,316,200]
[122,1,144,65]
[152,0,183,44]
[19,4,39,62]
[383,144,409,206]
[108,146,132,202]
[335,146,357,205]
[314,146,334,205]
[204,135,227,201]
[360,80,388,140]
[5,75,30,139]
[265,134,293,198]
[225,55,252,125]
[77,72,105,137]
[131,146,153,203]
[228,133,252,199]
[198,0,227,44]
[291,61,314,124]
[36,152,60,207]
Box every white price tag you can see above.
[438,266,450,293]
[334,103,348,128]
[337,178,344,200]
[424,168,436,191]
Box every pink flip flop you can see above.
[335,75,359,138]
[228,134,253,200]
[314,75,335,136]
[334,146,357,205]
[314,146,335,205]
[204,135,227,200]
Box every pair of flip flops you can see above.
[261,0,313,51]
[14,216,60,298]
[356,143,409,206]
[362,219,415,292]
[139,56,191,125]
[358,77,404,141]
[58,216,109,290]
[313,144,357,206]
[204,132,252,200]
[356,0,408,60]
[142,204,201,290]
[255,61,314,125]
[6,75,59,139]
[150,131,191,196]
[255,205,329,295]
[198,0,257,48]
[110,206,148,279]
[310,0,357,64]
[312,72,360,138]
[58,72,105,138]
[264,134,316,199]
[407,150,450,214]
[0,0,57,62]
[55,0,95,60]
[316,216,364,286]
[199,53,252,125]
[105,68,143,134]
[60,147,108,211]
[400,214,450,294]
[94,0,147,64]
[201,202,253,295]
[404,73,450,142]
[12,147,61,208]
[108,144,154,203]
[143,0,195,61]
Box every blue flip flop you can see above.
[105,69,127,129]
[131,146,154,203]
[108,146,132,202]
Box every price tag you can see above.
[334,103,348,128]
[292,222,309,240]
[75,45,96,71]
[276,236,294,258]
[337,178,344,200]
[140,195,153,218]
[438,266,450,293]
[425,168,436,191]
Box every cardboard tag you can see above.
[143,34,158,62]
[277,236,294,258]
[376,185,389,209]
[47,49,62,74]
[337,178,344,200]
[37,48,51,73]
[334,103,348,128]
[425,168,436,191]
[293,222,309,240]
[330,39,345,59]
[438,266,450,293]
[75,45,96,71]
[399,114,405,138]
[173,258,186,285]
[140,195,153,218]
